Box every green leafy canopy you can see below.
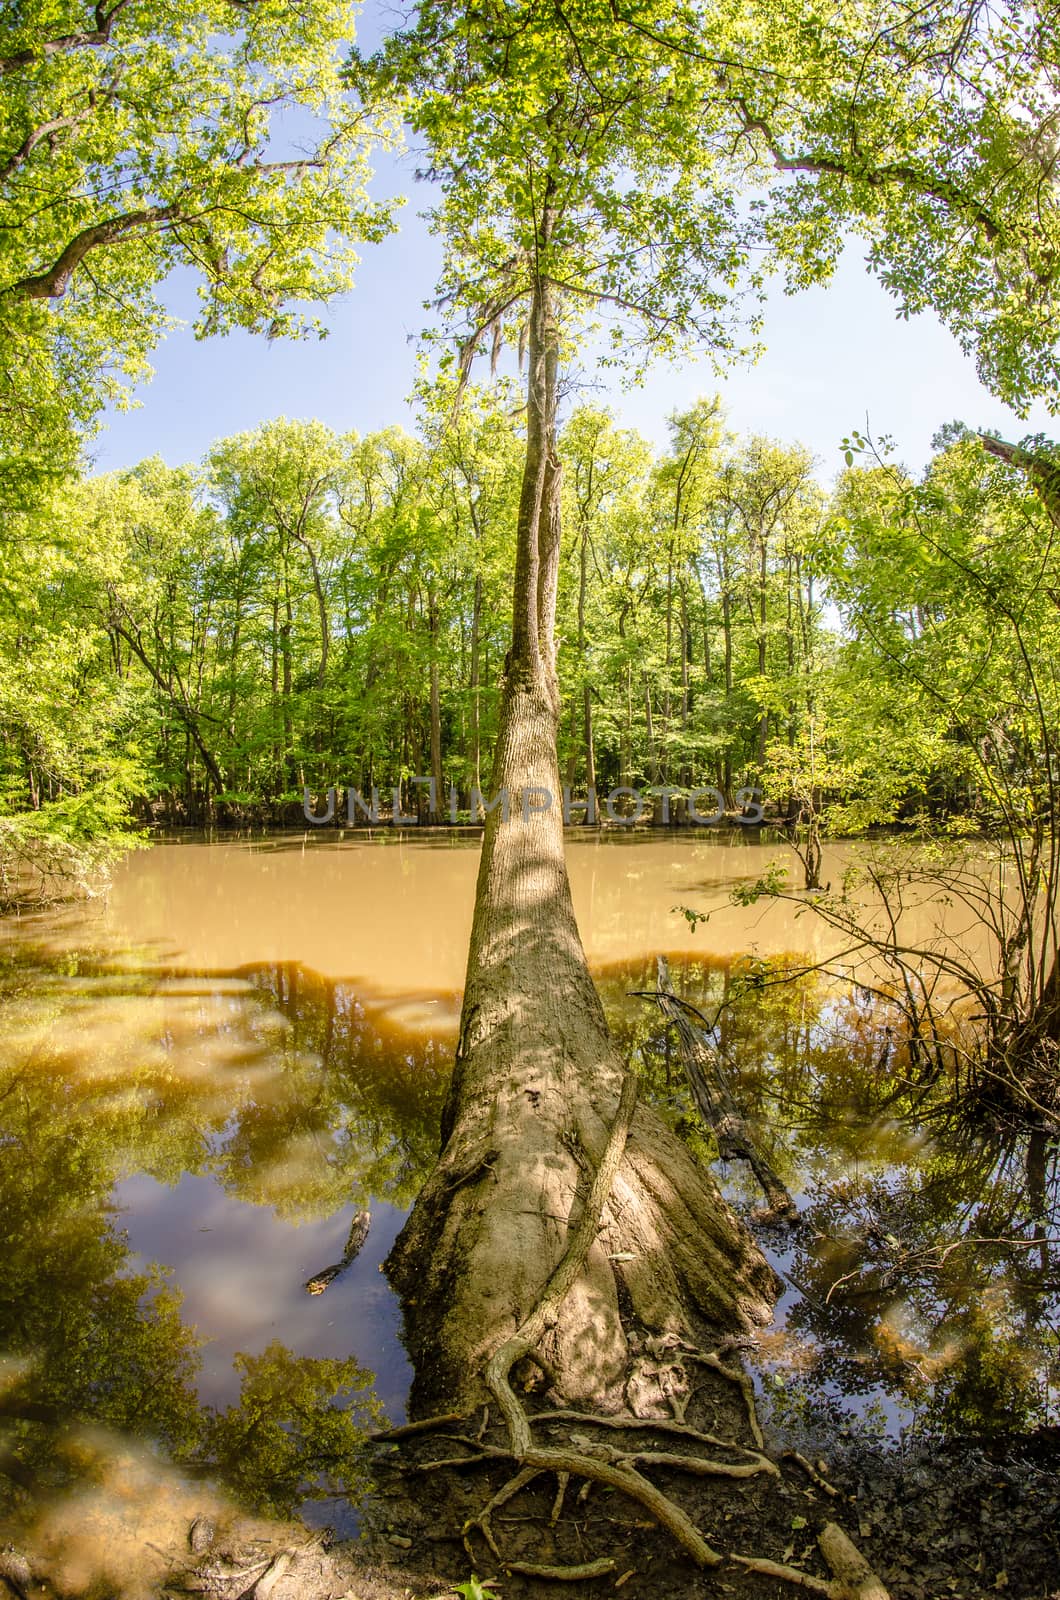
[0,0,400,485]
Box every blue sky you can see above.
[91,5,1055,485]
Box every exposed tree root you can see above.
[683,1349,765,1449]
[733,1521,891,1599]
[398,1439,512,1473]
[817,1521,892,1600]
[378,1073,889,1591]
[483,1074,640,1457]
[784,1449,841,1497]
[458,1074,725,1568]
[731,1554,834,1595]
[463,1464,542,1562]
[369,1413,465,1444]
[530,1408,762,1457]
[504,1448,724,1568]
[616,1447,776,1480]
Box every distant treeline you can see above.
[1,391,1054,841]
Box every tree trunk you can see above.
[576,503,595,808]
[428,586,443,824]
[387,267,774,1415]
[644,677,657,785]
[294,531,330,689]
[756,536,769,769]
[470,570,483,814]
[113,621,227,798]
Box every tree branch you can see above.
[0,1,132,76]
[0,100,104,186]
[4,205,177,299]
[735,98,1004,243]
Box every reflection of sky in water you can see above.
[114,1174,412,1538]
[738,1214,917,1443]
[600,955,1060,1450]
[115,1173,412,1420]
[2,838,1057,1560]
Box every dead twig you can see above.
[463,1464,542,1563]
[550,1469,570,1525]
[503,1558,616,1580]
[784,1449,841,1497]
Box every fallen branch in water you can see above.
[647,956,797,1222]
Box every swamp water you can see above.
[0,833,1056,1583]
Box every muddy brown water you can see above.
[0,831,1056,1576]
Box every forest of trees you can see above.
[3,397,1057,846]
[4,0,1060,1590]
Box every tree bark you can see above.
[470,570,483,812]
[387,265,775,1414]
[428,584,444,824]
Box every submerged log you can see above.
[654,955,797,1222]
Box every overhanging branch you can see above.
[735,97,1004,243]
[0,1,132,76]
[4,205,177,299]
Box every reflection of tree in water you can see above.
[600,954,1060,1444]
[0,947,448,1531]
[4,935,1057,1544]
[223,962,449,1216]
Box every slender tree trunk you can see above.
[622,642,632,790]
[680,584,690,786]
[295,532,330,689]
[755,537,769,769]
[270,595,280,797]
[428,585,443,824]
[281,577,294,788]
[387,268,773,1414]
[577,508,595,809]
[664,545,673,782]
[470,570,483,814]
[113,622,226,797]
[644,678,657,785]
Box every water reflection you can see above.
[0,840,1057,1587]
[602,954,1060,1449]
[0,943,451,1568]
